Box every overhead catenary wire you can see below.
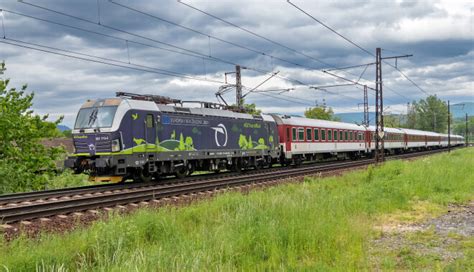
[13,3,317,89]
[0,38,225,84]
[109,0,327,72]
[108,0,382,94]
[15,1,389,108]
[176,0,424,107]
[176,0,381,89]
[287,0,432,98]
[10,4,368,105]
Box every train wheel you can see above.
[133,169,152,183]
[175,166,188,179]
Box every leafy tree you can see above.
[383,114,401,128]
[230,99,262,115]
[406,95,449,133]
[453,116,473,141]
[243,103,261,115]
[0,62,65,193]
[304,105,340,121]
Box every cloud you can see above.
[0,0,472,127]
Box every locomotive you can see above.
[65,92,465,182]
[65,92,280,182]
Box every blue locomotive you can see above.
[65,92,281,182]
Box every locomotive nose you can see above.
[73,133,112,155]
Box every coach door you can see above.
[145,113,156,151]
[286,127,291,151]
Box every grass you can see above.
[0,148,473,271]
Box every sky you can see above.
[0,0,473,127]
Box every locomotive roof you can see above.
[122,98,272,121]
[274,115,366,130]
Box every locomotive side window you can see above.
[146,114,154,128]
[314,128,319,141]
[298,128,305,141]
[292,128,297,141]
[321,129,326,141]
[306,128,312,141]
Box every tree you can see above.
[0,62,65,193]
[304,105,340,121]
[383,114,401,128]
[453,116,473,141]
[243,103,261,115]
[406,95,449,133]
[230,99,262,115]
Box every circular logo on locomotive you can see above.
[211,123,228,147]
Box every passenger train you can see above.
[65,92,464,182]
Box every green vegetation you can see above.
[0,62,69,194]
[304,103,341,121]
[406,95,450,133]
[1,148,472,270]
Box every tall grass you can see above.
[1,148,473,271]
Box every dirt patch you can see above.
[371,201,474,268]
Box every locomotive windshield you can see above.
[74,106,118,129]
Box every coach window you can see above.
[339,131,343,141]
[146,114,154,128]
[298,128,305,141]
[321,129,326,141]
[314,128,319,141]
[349,131,353,141]
[292,128,297,141]
[328,130,333,141]
[306,128,312,141]
[334,130,338,141]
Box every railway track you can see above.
[0,148,460,224]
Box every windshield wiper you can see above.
[88,108,98,127]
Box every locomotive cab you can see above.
[64,98,126,181]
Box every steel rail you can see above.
[0,147,459,224]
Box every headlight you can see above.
[112,139,121,152]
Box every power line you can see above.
[287,1,431,98]
[287,0,374,58]
[15,1,380,106]
[178,0,332,68]
[15,3,325,89]
[12,3,369,103]
[0,38,224,84]
[389,64,430,96]
[109,0,326,72]
[177,0,380,88]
